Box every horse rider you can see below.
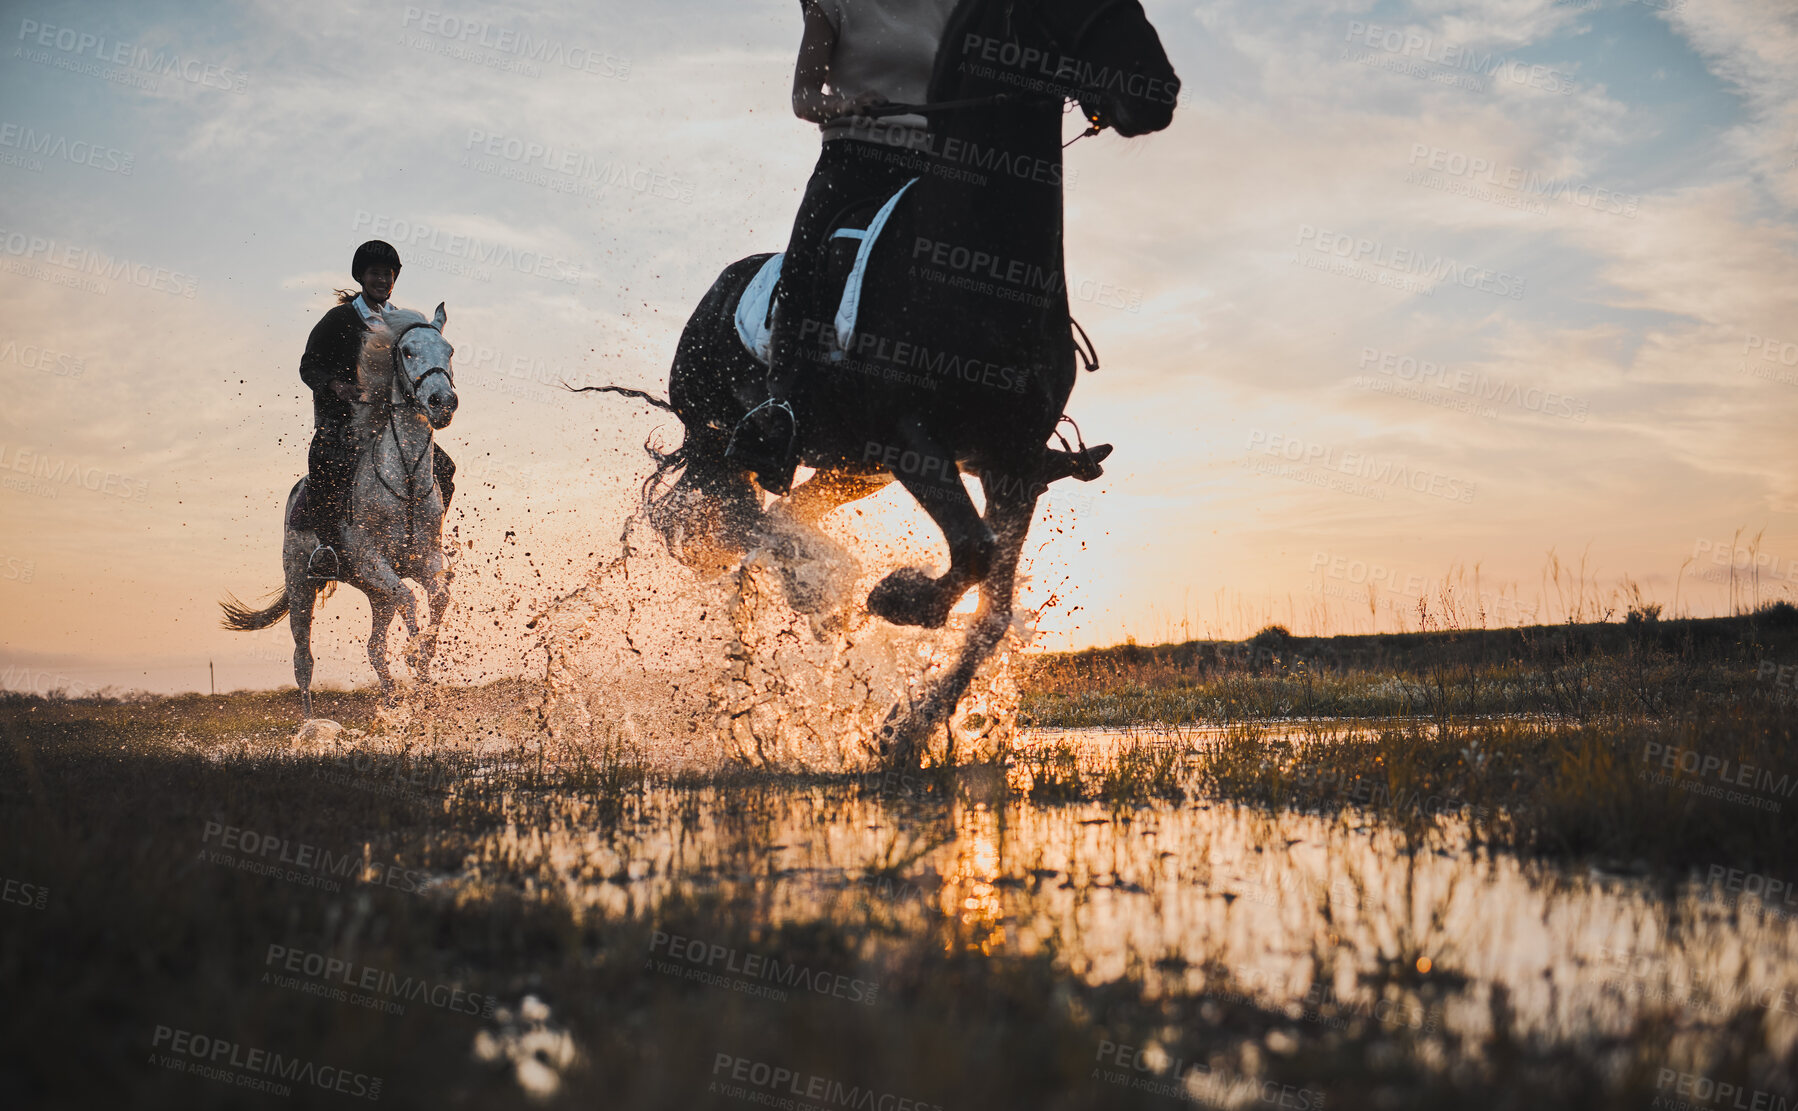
[725,0,960,496]
[297,239,455,579]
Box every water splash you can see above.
[526,509,1027,772]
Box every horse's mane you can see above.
[349,307,432,442]
[927,0,992,103]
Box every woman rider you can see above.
[726,0,960,496]
[297,240,455,579]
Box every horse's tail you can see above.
[642,439,688,513]
[219,589,291,631]
[565,383,676,412]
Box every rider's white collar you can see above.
[352,294,394,324]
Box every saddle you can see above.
[283,473,449,534]
[286,477,312,531]
[731,177,1112,488]
[734,178,919,365]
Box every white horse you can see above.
[221,304,459,717]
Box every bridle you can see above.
[388,319,452,407]
[374,319,452,548]
[1014,0,1143,142]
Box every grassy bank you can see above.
[1019,605,1798,726]
[3,695,1787,1109]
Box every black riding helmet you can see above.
[351,239,403,282]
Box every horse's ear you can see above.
[433,302,447,330]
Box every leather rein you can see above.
[372,320,450,546]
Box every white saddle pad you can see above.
[733,177,919,365]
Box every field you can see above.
[3,604,1796,1110]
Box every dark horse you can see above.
[597,0,1178,763]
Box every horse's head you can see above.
[386,303,458,430]
[972,0,1181,137]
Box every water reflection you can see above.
[465,730,1798,1058]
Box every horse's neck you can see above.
[366,397,434,486]
[915,86,1068,287]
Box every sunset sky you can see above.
[2,0,1795,695]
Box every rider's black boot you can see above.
[726,299,803,496]
[306,541,341,582]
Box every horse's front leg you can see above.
[414,547,451,684]
[881,475,1037,766]
[347,540,421,703]
[866,428,995,628]
[283,549,317,720]
[366,594,400,703]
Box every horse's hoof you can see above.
[867,567,956,628]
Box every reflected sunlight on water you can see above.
[461,728,1798,1060]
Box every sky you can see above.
[1,0,1795,695]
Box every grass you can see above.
[1019,605,1798,727]
[4,604,1797,1107]
[6,698,1790,1109]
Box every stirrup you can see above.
[726,400,799,495]
[306,543,341,581]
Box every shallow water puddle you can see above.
[460,727,1798,1055]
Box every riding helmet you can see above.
[351,240,403,281]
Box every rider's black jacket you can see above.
[299,301,368,432]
